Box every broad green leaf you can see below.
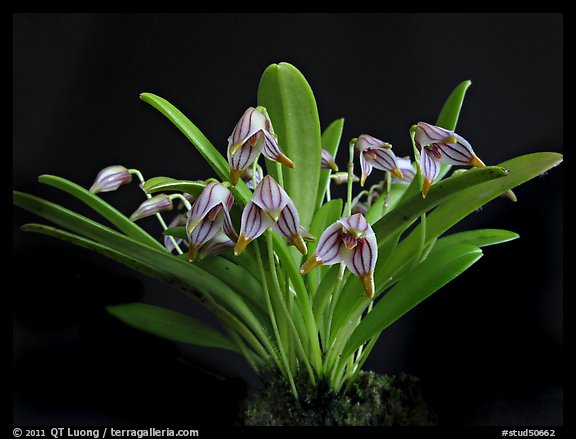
[142,176,206,196]
[257,63,322,231]
[372,166,510,249]
[435,80,472,181]
[434,229,519,251]
[139,93,251,205]
[316,118,344,209]
[341,244,483,359]
[107,302,239,352]
[37,175,164,251]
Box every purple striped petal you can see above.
[188,213,224,248]
[321,149,338,171]
[130,194,173,220]
[273,198,300,240]
[313,222,346,265]
[342,233,378,278]
[89,165,132,193]
[227,107,268,148]
[394,157,416,183]
[433,134,477,166]
[364,147,399,173]
[355,134,391,152]
[240,164,263,190]
[415,122,455,148]
[251,175,290,218]
[359,151,373,187]
[198,231,235,259]
[261,130,294,168]
[338,213,372,237]
[238,201,269,241]
[188,182,233,233]
[420,148,440,185]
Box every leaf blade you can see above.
[316,118,344,209]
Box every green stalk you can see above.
[254,241,298,399]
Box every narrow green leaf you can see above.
[142,177,206,196]
[257,63,322,231]
[341,244,483,359]
[365,182,410,225]
[312,265,340,328]
[434,79,473,182]
[316,118,344,209]
[139,92,252,205]
[434,229,520,251]
[436,80,472,131]
[107,302,239,351]
[163,226,187,241]
[372,166,510,249]
[37,175,164,251]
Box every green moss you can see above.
[239,370,438,426]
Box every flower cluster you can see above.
[90,107,485,298]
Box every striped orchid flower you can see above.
[415,122,486,197]
[186,181,237,262]
[393,157,416,184]
[355,134,404,187]
[89,165,133,194]
[300,213,377,299]
[235,175,309,256]
[321,148,338,171]
[227,107,294,186]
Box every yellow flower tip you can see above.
[278,154,295,169]
[502,189,518,203]
[187,244,199,263]
[443,134,458,144]
[300,255,322,275]
[378,143,393,149]
[469,155,486,168]
[359,272,375,299]
[392,167,404,180]
[330,162,339,172]
[360,172,367,187]
[234,234,251,256]
[292,233,308,255]
[230,169,243,187]
[421,178,433,198]
[229,142,243,157]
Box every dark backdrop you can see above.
[13,13,563,427]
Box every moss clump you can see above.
[240,370,438,426]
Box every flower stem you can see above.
[345,139,356,217]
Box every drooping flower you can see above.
[321,149,339,171]
[355,134,403,187]
[89,165,133,193]
[331,172,359,185]
[235,175,310,256]
[414,122,486,197]
[130,194,173,220]
[227,107,294,186]
[393,157,416,184]
[186,181,237,262]
[300,213,377,299]
[240,163,264,190]
[164,214,188,253]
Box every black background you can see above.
[13,13,563,427]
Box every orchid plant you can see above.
[13,63,562,400]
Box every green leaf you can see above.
[365,182,410,225]
[107,302,239,351]
[139,92,251,205]
[341,244,483,360]
[257,63,322,231]
[372,166,510,249]
[312,265,340,328]
[434,229,519,251]
[436,80,472,130]
[404,153,563,255]
[433,79,473,182]
[163,226,187,241]
[142,176,206,196]
[37,175,164,251]
[316,118,344,209]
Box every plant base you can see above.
[239,370,438,426]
